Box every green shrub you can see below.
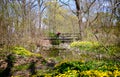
[54,70,120,77]
[96,45,120,55]
[30,60,120,77]
[70,41,101,51]
[11,46,41,57]
[11,46,33,56]
[49,32,61,45]
[70,41,120,54]
[55,70,80,77]
[107,46,120,55]
[53,61,120,77]
[54,61,85,73]
[49,47,59,57]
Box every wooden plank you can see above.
[44,33,80,43]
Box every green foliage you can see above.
[32,60,120,77]
[54,61,84,73]
[7,54,16,63]
[55,70,80,77]
[13,64,30,71]
[95,45,120,56]
[11,46,41,57]
[48,47,59,57]
[44,1,79,33]
[70,41,101,51]
[70,41,120,55]
[55,61,119,73]
[49,61,120,77]
[49,32,56,38]
[107,46,120,55]
[80,70,120,77]
[49,70,120,77]
[49,32,61,45]
[11,46,33,56]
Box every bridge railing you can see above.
[44,33,80,44]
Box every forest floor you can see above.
[0,52,57,77]
[0,42,120,77]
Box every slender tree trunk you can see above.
[74,0,83,40]
[38,0,42,29]
[22,0,26,46]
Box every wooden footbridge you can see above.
[44,33,80,43]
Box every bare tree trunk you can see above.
[74,0,83,40]
[38,0,42,29]
[22,0,26,27]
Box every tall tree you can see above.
[114,0,120,20]
[74,0,83,40]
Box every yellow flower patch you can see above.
[80,70,120,77]
[11,46,41,57]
